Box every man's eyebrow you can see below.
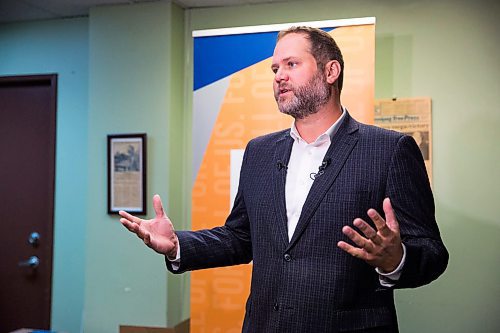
[271,57,293,68]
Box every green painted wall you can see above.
[0,18,89,333]
[84,2,184,332]
[166,3,189,327]
[185,0,500,332]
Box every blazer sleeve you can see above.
[386,135,449,288]
[166,144,253,274]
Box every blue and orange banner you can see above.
[191,18,375,332]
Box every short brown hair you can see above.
[277,26,344,93]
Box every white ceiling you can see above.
[0,0,291,24]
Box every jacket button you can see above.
[284,254,291,262]
[273,303,279,311]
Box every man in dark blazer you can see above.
[120,27,448,332]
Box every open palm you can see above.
[119,194,178,258]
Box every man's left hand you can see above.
[337,197,403,272]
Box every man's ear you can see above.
[325,60,341,85]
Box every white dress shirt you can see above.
[285,110,346,240]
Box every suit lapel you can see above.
[272,131,294,246]
[287,113,360,250]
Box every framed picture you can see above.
[107,133,147,215]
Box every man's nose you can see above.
[274,68,288,83]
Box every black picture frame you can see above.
[107,133,147,215]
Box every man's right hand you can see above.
[119,194,178,259]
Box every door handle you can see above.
[29,232,40,247]
[18,256,40,268]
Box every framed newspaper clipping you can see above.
[374,98,432,184]
[107,133,147,214]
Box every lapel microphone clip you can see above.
[310,158,332,180]
[277,160,288,171]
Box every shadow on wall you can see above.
[396,202,500,333]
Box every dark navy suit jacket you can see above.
[167,112,448,332]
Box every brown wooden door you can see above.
[0,75,57,331]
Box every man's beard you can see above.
[275,70,332,119]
